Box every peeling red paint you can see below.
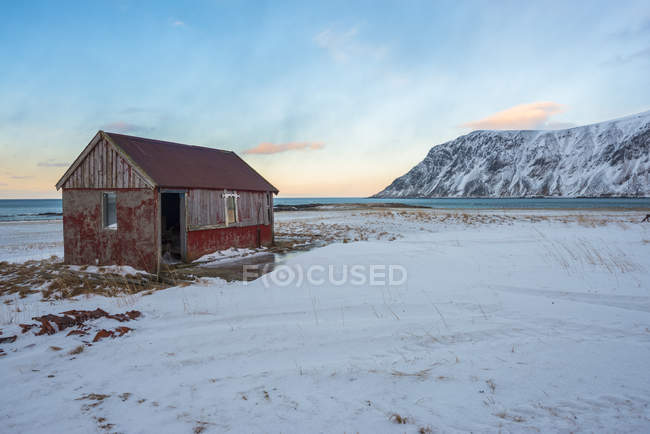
[63,188,273,272]
[186,224,272,262]
[63,189,159,273]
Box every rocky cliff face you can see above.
[374,111,650,198]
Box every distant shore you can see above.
[1,197,650,223]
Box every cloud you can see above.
[244,142,325,155]
[604,46,650,66]
[102,121,148,134]
[38,159,69,168]
[314,27,387,63]
[171,20,185,27]
[462,102,565,130]
[612,19,650,38]
[11,175,33,180]
[315,27,359,62]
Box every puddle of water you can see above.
[171,241,325,282]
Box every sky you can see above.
[1,0,649,198]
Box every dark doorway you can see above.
[161,192,183,262]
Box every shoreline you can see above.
[273,202,650,212]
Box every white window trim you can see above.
[223,191,240,226]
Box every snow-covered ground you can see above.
[0,220,63,262]
[1,209,650,432]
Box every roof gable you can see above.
[56,132,154,190]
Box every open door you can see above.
[161,191,186,263]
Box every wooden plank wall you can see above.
[187,189,224,227]
[187,189,272,228]
[62,138,151,189]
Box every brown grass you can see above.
[391,368,431,379]
[69,345,85,355]
[194,422,210,434]
[77,393,110,401]
[0,256,187,300]
[495,411,526,423]
[389,413,409,424]
[274,217,402,249]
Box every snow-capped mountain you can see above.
[374,111,650,198]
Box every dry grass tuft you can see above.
[69,345,85,355]
[486,379,496,393]
[77,393,110,401]
[194,422,210,434]
[392,368,431,379]
[389,413,409,424]
[495,411,526,423]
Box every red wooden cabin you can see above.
[56,131,278,273]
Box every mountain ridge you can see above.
[373,110,650,198]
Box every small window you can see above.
[225,194,238,225]
[103,192,117,229]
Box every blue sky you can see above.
[1,0,648,198]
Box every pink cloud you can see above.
[244,142,325,155]
[462,102,565,130]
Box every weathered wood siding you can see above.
[61,138,151,189]
[186,189,272,229]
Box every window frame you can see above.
[223,192,239,226]
[102,191,117,230]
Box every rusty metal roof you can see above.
[103,132,278,193]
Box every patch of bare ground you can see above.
[365,208,646,227]
[274,220,402,247]
[0,256,192,300]
[1,308,142,352]
[20,308,140,336]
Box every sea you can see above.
[1,198,649,222]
